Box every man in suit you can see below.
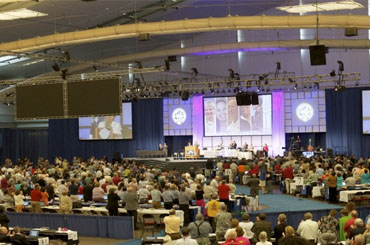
[124,187,138,230]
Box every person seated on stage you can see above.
[159,143,163,150]
[242,143,249,151]
[229,140,237,149]
[164,209,182,241]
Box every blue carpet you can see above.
[236,185,342,213]
[115,238,141,245]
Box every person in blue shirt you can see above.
[361,169,370,184]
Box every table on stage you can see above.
[202,149,253,160]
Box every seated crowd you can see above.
[0,154,368,244]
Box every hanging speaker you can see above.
[236,92,243,105]
[243,92,251,105]
[251,93,259,105]
[309,45,327,66]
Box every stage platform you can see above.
[130,157,208,172]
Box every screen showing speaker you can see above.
[362,91,370,134]
[163,98,192,136]
[203,95,272,136]
[78,102,133,140]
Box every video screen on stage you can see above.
[362,91,370,134]
[284,91,326,133]
[78,102,133,140]
[163,98,192,136]
[203,95,272,136]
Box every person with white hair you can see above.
[349,218,366,240]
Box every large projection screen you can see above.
[78,102,133,140]
[68,79,121,117]
[362,90,370,134]
[15,83,64,119]
[204,95,272,136]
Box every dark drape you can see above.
[47,99,164,161]
[0,129,48,163]
[326,87,370,157]
[285,133,326,151]
[165,136,193,156]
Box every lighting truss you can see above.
[121,72,361,99]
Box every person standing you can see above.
[327,171,337,203]
[215,203,232,241]
[124,187,138,230]
[297,212,319,245]
[30,184,42,213]
[263,144,269,158]
[206,194,221,231]
[218,180,230,210]
[283,164,293,194]
[59,191,73,214]
[318,209,339,245]
[106,188,121,216]
[164,209,182,240]
[178,186,192,226]
[188,213,212,245]
[338,208,351,241]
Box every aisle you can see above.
[236,185,342,213]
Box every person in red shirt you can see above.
[1,178,8,190]
[249,163,259,176]
[283,164,293,194]
[112,173,121,186]
[30,184,43,213]
[344,210,358,237]
[263,144,269,158]
[218,180,231,211]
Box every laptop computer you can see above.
[29,230,39,237]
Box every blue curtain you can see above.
[0,129,48,163]
[326,87,370,157]
[285,133,326,151]
[165,136,193,156]
[48,99,164,160]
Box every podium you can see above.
[185,146,200,159]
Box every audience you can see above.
[297,212,319,245]
[164,209,182,240]
[215,203,232,241]
[251,213,272,243]
[188,213,212,245]
[318,209,338,245]
[175,227,197,245]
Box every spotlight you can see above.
[330,70,336,77]
[288,78,295,83]
[62,51,70,61]
[191,68,198,77]
[294,84,298,90]
[355,81,359,86]
[92,65,98,72]
[256,87,260,92]
[334,85,345,91]
[210,89,215,94]
[228,69,235,79]
[201,90,205,95]
[52,63,60,72]
[61,69,68,80]
[234,73,240,81]
[164,60,170,71]
[314,82,320,90]
[135,61,143,69]
[337,60,344,72]
[275,62,281,78]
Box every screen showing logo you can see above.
[172,108,187,125]
[296,103,314,122]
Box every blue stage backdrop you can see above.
[326,87,370,157]
[47,99,164,161]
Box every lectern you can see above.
[185,146,200,158]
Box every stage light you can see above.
[314,82,320,89]
[52,63,60,72]
[330,70,336,77]
[294,84,298,90]
[201,90,205,95]
[235,73,240,81]
[275,61,281,78]
[337,60,344,72]
[92,65,98,72]
[356,81,359,86]
[256,87,260,92]
[61,69,68,80]
[288,78,295,83]
[191,68,198,77]
[62,51,70,61]
[135,61,143,69]
[228,68,235,79]
[164,60,170,71]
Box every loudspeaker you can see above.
[236,92,243,105]
[138,33,151,41]
[168,56,177,62]
[242,92,251,105]
[181,91,189,101]
[309,45,327,66]
[251,93,259,105]
[345,27,358,37]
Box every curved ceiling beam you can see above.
[1,15,370,52]
[66,39,370,73]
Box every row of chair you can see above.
[350,191,370,206]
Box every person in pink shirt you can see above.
[235,227,251,245]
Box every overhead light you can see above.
[276,1,364,14]
[52,63,60,72]
[0,8,47,21]
[0,55,29,67]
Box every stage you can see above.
[131,157,208,172]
